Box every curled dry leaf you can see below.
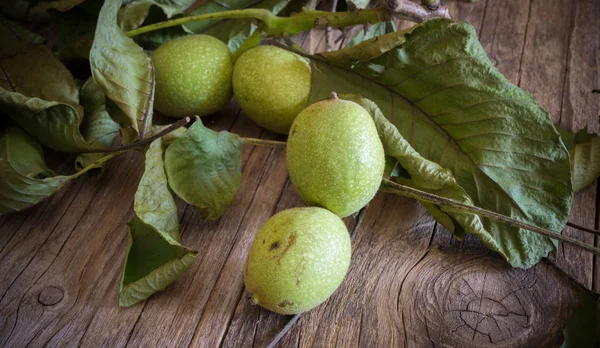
[90,0,154,140]
[119,217,198,307]
[0,18,95,152]
[75,78,121,171]
[0,128,108,214]
[134,133,180,240]
[120,127,197,306]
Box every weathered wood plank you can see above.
[447,0,487,34]
[518,0,572,120]
[516,0,597,288]
[559,0,600,290]
[477,0,531,83]
[0,153,142,347]
[0,2,597,347]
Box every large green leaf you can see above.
[306,18,573,268]
[119,216,198,307]
[0,20,95,152]
[164,117,242,220]
[75,78,121,171]
[0,128,105,214]
[345,94,522,259]
[558,127,600,192]
[134,135,180,240]
[90,0,154,139]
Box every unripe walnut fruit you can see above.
[287,95,385,217]
[244,207,351,314]
[232,46,311,134]
[151,35,232,118]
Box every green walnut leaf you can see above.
[164,117,242,221]
[306,18,573,268]
[90,0,154,139]
[120,125,191,306]
[0,21,97,153]
[75,78,121,171]
[134,134,180,240]
[119,216,198,307]
[558,127,600,192]
[0,128,108,214]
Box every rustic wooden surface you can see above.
[1,1,599,347]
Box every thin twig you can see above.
[266,314,301,348]
[381,178,600,255]
[241,138,287,147]
[566,221,600,236]
[78,117,191,153]
[350,207,367,240]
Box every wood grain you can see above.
[0,2,598,347]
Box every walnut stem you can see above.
[78,117,191,153]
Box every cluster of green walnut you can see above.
[152,34,385,315]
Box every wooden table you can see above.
[1,1,599,347]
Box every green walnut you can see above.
[232,45,311,134]
[287,94,385,217]
[151,34,232,118]
[244,207,351,315]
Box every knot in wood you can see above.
[444,272,531,345]
[38,286,64,306]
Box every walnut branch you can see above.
[380,0,450,22]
